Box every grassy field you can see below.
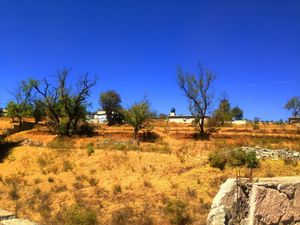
[0,118,300,224]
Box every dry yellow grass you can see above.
[0,119,300,224]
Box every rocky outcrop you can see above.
[240,146,300,160]
[207,176,300,225]
[0,209,36,225]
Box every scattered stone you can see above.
[21,139,44,147]
[239,146,300,160]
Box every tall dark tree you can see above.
[32,100,45,124]
[231,106,243,120]
[7,80,34,129]
[99,90,123,125]
[32,69,95,136]
[177,64,216,138]
[285,96,300,117]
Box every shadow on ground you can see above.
[0,141,20,162]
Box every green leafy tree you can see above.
[124,99,153,141]
[214,98,232,125]
[285,96,300,117]
[231,106,243,120]
[7,80,34,129]
[99,90,123,125]
[32,69,95,136]
[177,64,216,139]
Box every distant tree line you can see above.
[4,69,155,139]
[2,66,299,140]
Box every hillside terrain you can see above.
[0,118,300,224]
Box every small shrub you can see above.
[34,178,42,184]
[73,182,85,190]
[34,187,41,195]
[78,123,95,136]
[48,177,54,183]
[9,188,19,201]
[164,199,193,225]
[89,177,98,187]
[136,207,154,225]
[176,146,189,163]
[186,187,197,198]
[52,185,67,193]
[208,152,226,170]
[283,158,298,166]
[113,184,122,194]
[143,180,152,188]
[62,205,97,225]
[246,151,260,169]
[112,207,134,225]
[228,149,247,166]
[252,124,260,130]
[37,156,48,167]
[140,131,161,142]
[47,137,74,150]
[209,149,260,170]
[86,143,94,156]
[63,160,73,172]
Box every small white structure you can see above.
[94,110,107,123]
[86,111,108,123]
[232,120,247,125]
[167,108,209,124]
[168,115,196,124]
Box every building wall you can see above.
[168,117,209,124]
[232,120,247,125]
[168,117,195,124]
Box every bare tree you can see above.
[177,64,216,138]
[32,69,96,136]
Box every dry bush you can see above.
[163,198,193,225]
[112,207,134,225]
[47,136,75,150]
[62,205,98,225]
[148,141,172,154]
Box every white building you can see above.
[86,111,108,123]
[232,120,247,125]
[94,110,107,123]
[167,108,209,124]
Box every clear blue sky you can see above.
[0,0,299,121]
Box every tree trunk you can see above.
[18,117,23,132]
[133,127,140,145]
[65,120,72,136]
[133,127,138,140]
[199,116,205,139]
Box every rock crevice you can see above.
[207,176,300,225]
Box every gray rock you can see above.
[1,219,37,225]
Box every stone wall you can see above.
[207,176,300,225]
